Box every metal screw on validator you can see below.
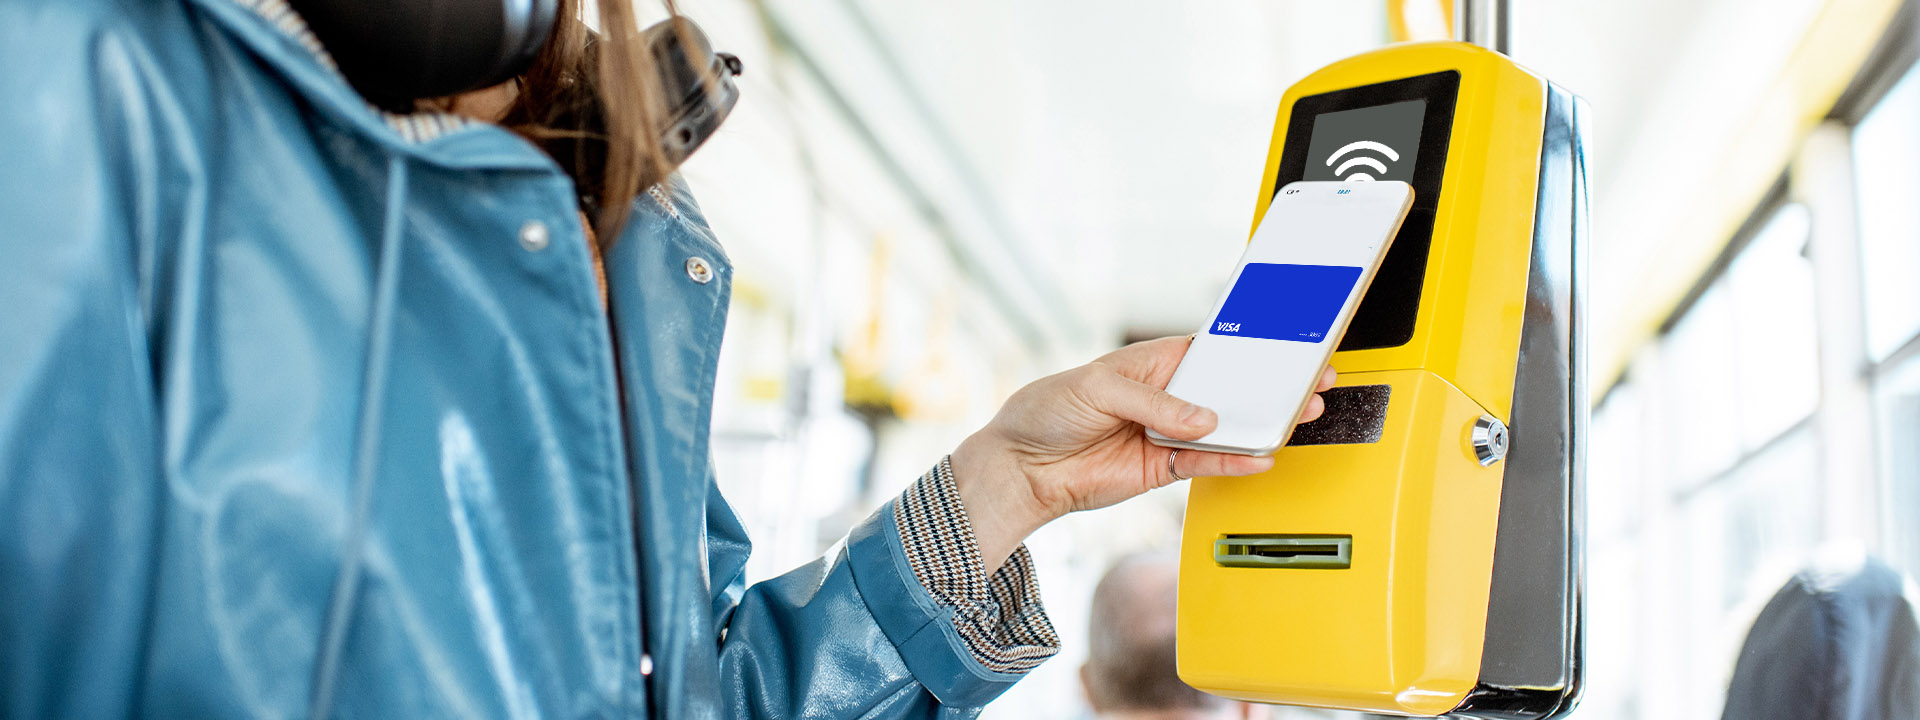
[1471,415,1509,467]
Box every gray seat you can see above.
[1721,556,1920,720]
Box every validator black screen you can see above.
[1271,71,1460,351]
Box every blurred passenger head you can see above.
[1082,552,1243,720]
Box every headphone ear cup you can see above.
[291,0,560,110]
[504,0,562,78]
[642,19,742,164]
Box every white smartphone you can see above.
[1147,180,1413,456]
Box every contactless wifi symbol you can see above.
[1327,140,1400,182]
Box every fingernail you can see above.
[1181,404,1210,426]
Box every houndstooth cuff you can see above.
[892,456,1060,674]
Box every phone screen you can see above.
[1152,181,1413,455]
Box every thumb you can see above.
[1083,364,1217,441]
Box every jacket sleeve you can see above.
[709,458,1061,718]
[0,1,187,717]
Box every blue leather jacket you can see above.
[0,0,1043,716]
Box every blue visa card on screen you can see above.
[1209,263,1364,343]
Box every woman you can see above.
[0,0,1332,717]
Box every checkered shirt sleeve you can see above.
[891,456,1061,674]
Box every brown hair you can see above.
[492,0,685,241]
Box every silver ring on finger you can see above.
[1167,449,1190,482]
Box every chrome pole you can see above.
[1453,0,1511,54]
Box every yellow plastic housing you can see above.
[1249,42,1545,422]
[1178,42,1547,715]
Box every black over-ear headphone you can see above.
[289,0,740,162]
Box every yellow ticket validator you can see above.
[1177,41,1587,719]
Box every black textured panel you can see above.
[1287,384,1391,446]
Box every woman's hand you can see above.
[950,335,1337,573]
